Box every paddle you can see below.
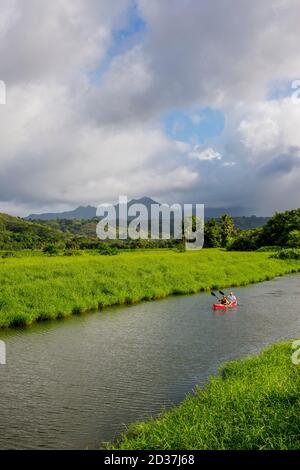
[211,292,221,302]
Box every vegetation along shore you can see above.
[0,249,299,329]
[106,341,300,450]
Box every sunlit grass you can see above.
[0,249,299,328]
[106,341,300,450]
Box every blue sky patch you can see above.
[163,108,225,144]
[89,1,146,81]
[266,79,298,101]
[113,1,146,47]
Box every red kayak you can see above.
[213,302,237,310]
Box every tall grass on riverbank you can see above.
[0,249,299,328]
[107,341,300,450]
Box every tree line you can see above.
[0,208,299,254]
[204,209,300,250]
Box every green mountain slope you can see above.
[0,213,67,249]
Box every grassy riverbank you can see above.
[107,341,300,450]
[0,249,299,328]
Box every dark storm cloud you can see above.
[259,148,300,177]
[0,0,300,216]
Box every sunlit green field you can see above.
[0,249,299,328]
[107,341,300,450]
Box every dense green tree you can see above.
[227,229,262,251]
[204,219,222,248]
[260,209,300,246]
[220,214,235,247]
[287,229,300,248]
[43,244,59,255]
[98,243,118,255]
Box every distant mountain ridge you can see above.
[25,198,269,228]
[26,205,97,221]
[26,198,159,221]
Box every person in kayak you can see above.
[227,292,237,304]
[221,295,230,305]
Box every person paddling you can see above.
[227,292,237,304]
[221,295,230,305]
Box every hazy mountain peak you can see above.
[25,198,160,220]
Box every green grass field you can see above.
[107,341,300,450]
[0,249,299,328]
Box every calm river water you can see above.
[0,274,299,449]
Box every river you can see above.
[0,274,299,449]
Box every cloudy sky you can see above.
[0,0,300,216]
